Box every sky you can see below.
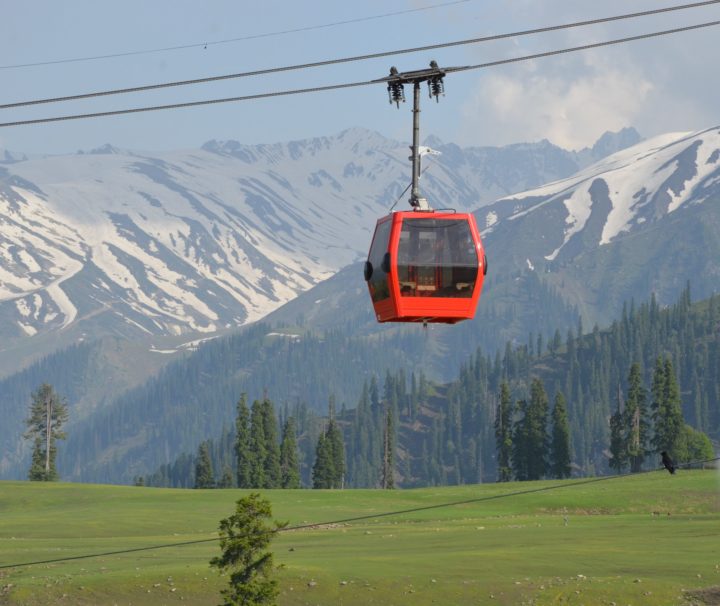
[1,0,719,155]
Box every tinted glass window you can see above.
[367,219,392,303]
[397,218,478,298]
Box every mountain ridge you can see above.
[0,126,640,374]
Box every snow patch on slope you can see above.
[499,128,719,259]
[545,186,593,261]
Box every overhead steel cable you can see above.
[0,457,717,571]
[1,19,718,129]
[0,81,374,128]
[2,0,720,110]
[444,17,720,75]
[0,0,473,71]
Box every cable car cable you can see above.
[0,0,474,71]
[1,456,717,570]
[2,0,719,110]
[2,18,718,130]
[1,19,718,130]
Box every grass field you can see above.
[1,470,719,605]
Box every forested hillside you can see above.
[52,324,428,483]
[147,286,719,488]
[2,256,577,483]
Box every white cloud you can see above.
[458,54,654,149]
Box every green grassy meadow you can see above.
[1,471,719,605]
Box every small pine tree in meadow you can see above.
[210,493,286,606]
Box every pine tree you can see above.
[248,400,267,488]
[653,357,685,458]
[609,385,626,474]
[260,399,281,488]
[511,400,530,481]
[312,401,346,490]
[654,358,685,458]
[625,363,649,472]
[525,378,549,480]
[549,391,571,478]
[348,381,373,488]
[24,383,69,481]
[494,381,513,482]
[650,356,665,429]
[210,493,286,606]
[381,407,395,489]
[312,432,334,489]
[279,418,301,488]
[195,441,215,489]
[235,394,252,488]
[327,418,345,489]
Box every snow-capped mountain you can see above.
[0,148,28,164]
[478,126,720,319]
[0,127,638,365]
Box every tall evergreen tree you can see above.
[525,378,549,480]
[650,356,665,431]
[549,391,571,478]
[511,400,530,481]
[494,381,513,482]
[381,406,395,489]
[312,432,334,489]
[625,363,649,472]
[24,383,69,481]
[260,399,281,488]
[248,400,268,488]
[195,441,215,488]
[348,381,374,488]
[279,417,301,488]
[653,357,685,458]
[235,394,252,488]
[609,385,626,474]
[326,418,345,489]
[312,400,346,490]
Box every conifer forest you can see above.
[142,286,719,489]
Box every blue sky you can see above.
[1,0,719,155]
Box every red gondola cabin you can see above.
[364,210,486,324]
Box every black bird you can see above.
[661,451,676,474]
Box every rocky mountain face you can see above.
[0,128,639,374]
